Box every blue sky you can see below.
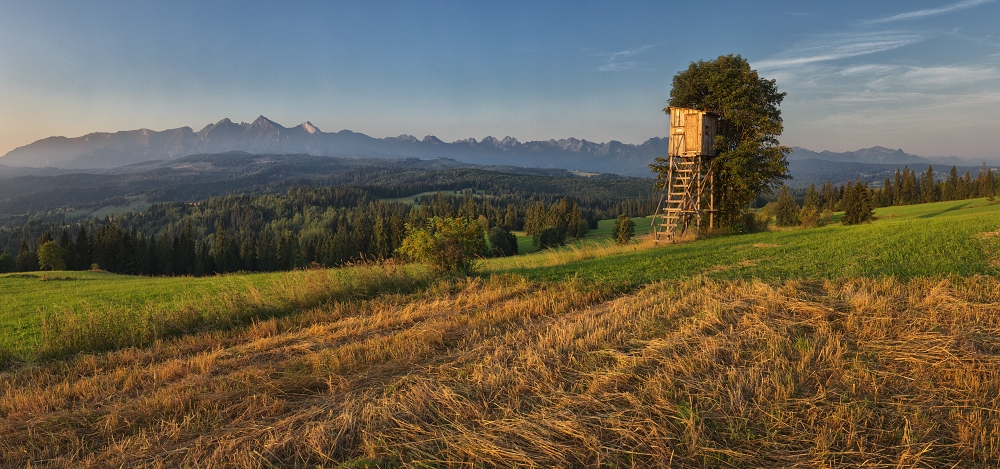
[1,0,998,160]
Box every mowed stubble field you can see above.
[1,198,999,467]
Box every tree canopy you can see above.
[652,54,790,229]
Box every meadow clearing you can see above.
[0,198,998,467]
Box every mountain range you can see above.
[0,116,991,177]
[787,146,969,166]
[0,116,666,176]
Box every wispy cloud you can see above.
[899,65,1000,87]
[860,0,994,25]
[599,61,638,72]
[783,64,1000,115]
[594,44,655,72]
[755,31,926,69]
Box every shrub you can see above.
[536,227,564,249]
[820,209,834,225]
[800,207,820,228]
[397,217,487,274]
[488,226,518,257]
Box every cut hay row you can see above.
[2,274,998,467]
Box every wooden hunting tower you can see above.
[652,107,719,244]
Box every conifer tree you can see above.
[880,178,893,207]
[899,167,917,205]
[75,227,92,272]
[774,186,800,227]
[960,172,973,199]
[800,184,822,227]
[503,204,519,230]
[920,165,937,203]
[944,165,959,201]
[16,240,37,272]
[612,214,636,245]
[59,229,75,270]
[803,184,820,210]
[842,179,875,225]
[821,180,835,211]
[0,252,14,273]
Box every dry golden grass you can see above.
[490,234,661,271]
[2,274,999,467]
[36,264,428,359]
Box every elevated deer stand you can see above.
[652,107,718,244]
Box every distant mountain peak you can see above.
[300,121,321,134]
[386,134,418,143]
[250,115,281,129]
[500,136,520,147]
[421,135,444,144]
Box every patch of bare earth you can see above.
[2,275,1000,467]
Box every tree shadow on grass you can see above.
[917,202,971,218]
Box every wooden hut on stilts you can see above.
[652,107,719,244]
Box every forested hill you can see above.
[0,152,658,273]
[0,185,655,276]
[0,153,653,224]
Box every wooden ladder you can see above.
[653,155,707,244]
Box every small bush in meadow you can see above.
[488,226,518,257]
[398,217,487,275]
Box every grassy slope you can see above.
[493,198,1000,284]
[514,215,654,254]
[0,198,999,466]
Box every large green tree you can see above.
[651,54,790,228]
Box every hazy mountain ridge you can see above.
[0,116,665,176]
[788,146,971,166]
[4,117,992,179]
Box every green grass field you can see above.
[513,215,654,254]
[1,199,997,358]
[501,198,1000,285]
